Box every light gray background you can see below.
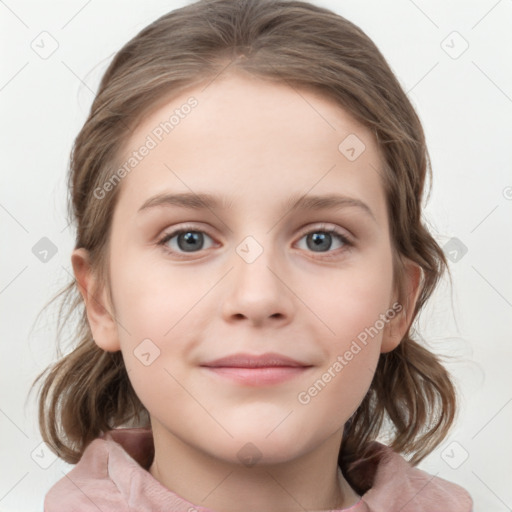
[1,0,511,510]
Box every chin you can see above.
[229,429,308,466]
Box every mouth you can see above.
[200,352,313,386]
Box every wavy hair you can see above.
[32,0,457,495]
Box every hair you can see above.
[31,0,458,495]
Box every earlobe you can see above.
[381,259,423,354]
[71,248,121,352]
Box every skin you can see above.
[73,72,421,511]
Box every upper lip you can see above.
[201,352,312,368]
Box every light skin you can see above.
[72,72,421,511]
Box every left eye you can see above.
[295,228,351,254]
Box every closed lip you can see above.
[200,352,312,368]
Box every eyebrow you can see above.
[138,192,376,222]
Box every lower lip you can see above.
[201,366,311,386]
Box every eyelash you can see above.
[156,223,354,260]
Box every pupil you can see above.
[179,231,202,252]
[309,232,331,252]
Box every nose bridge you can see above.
[234,231,281,293]
[221,230,293,324]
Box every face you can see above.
[79,73,412,467]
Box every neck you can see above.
[148,420,360,512]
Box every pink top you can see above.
[44,428,473,511]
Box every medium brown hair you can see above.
[32,0,457,493]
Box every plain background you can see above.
[1,0,511,510]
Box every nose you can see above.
[221,240,295,328]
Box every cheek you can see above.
[109,252,202,340]
[312,253,394,345]
[299,251,393,401]
[295,315,382,435]
[108,256,205,401]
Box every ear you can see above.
[71,248,120,352]
[381,259,423,354]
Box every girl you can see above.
[34,0,473,510]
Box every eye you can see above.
[295,224,353,259]
[157,223,353,259]
[157,225,216,257]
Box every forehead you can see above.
[127,73,375,149]
[113,73,387,224]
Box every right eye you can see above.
[157,225,217,257]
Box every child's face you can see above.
[79,73,414,465]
